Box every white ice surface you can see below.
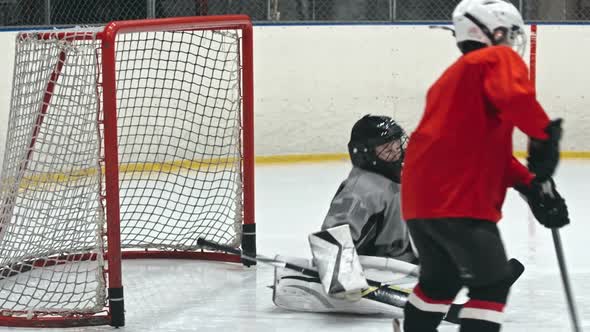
[0,159,588,332]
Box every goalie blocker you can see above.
[308,225,369,300]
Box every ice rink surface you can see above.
[0,159,588,332]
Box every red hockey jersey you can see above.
[401,46,550,223]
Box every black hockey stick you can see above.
[551,229,583,332]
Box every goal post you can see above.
[0,15,254,327]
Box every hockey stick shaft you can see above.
[196,238,382,286]
[551,229,583,332]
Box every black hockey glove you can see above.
[527,118,562,181]
[515,177,569,229]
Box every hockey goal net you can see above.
[0,15,254,327]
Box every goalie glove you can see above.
[527,118,562,181]
[515,177,570,229]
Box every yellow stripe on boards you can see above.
[513,151,590,159]
[13,151,590,189]
[256,151,590,165]
[255,153,348,165]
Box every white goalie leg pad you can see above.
[272,255,404,317]
[308,225,368,299]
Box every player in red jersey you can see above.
[400,0,570,331]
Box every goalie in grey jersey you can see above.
[322,114,416,263]
[272,115,419,317]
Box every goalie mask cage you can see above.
[0,15,254,327]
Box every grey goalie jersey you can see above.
[322,167,412,261]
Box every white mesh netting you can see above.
[0,24,244,317]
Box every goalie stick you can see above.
[197,238,523,324]
[196,238,415,311]
[197,238,378,287]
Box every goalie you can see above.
[323,114,416,263]
[272,114,419,317]
[270,114,525,321]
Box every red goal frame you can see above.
[0,15,254,328]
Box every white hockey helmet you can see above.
[453,0,526,55]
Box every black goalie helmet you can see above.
[348,115,408,183]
